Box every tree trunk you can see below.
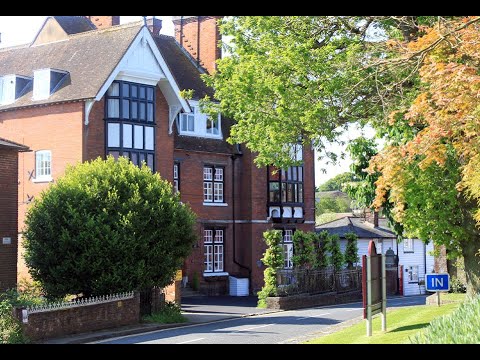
[462,236,480,296]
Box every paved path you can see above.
[94,295,426,344]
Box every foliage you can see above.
[0,300,27,344]
[142,301,187,324]
[344,232,359,269]
[411,296,480,344]
[450,276,467,294]
[316,196,351,216]
[292,231,316,269]
[316,213,340,225]
[203,16,444,169]
[314,231,329,270]
[317,172,356,192]
[191,272,200,292]
[23,156,197,300]
[257,230,284,307]
[327,234,344,272]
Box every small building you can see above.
[0,138,29,291]
[317,214,434,296]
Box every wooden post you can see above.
[366,255,372,337]
[381,254,387,332]
[436,291,441,307]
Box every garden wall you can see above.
[266,290,362,310]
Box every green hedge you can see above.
[410,296,480,344]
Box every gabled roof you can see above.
[152,34,213,100]
[0,23,142,112]
[0,137,30,151]
[54,16,96,35]
[316,216,396,239]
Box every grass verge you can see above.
[305,295,465,344]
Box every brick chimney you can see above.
[365,208,379,227]
[146,17,162,36]
[172,16,222,74]
[86,16,120,29]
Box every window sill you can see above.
[404,251,415,254]
[203,202,228,207]
[203,272,229,277]
[32,177,53,183]
[178,132,223,140]
[408,281,419,284]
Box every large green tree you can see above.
[24,157,197,299]
[206,16,480,293]
[317,172,356,192]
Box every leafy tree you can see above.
[344,232,359,269]
[327,234,344,272]
[370,18,480,294]
[313,231,329,270]
[258,230,284,307]
[23,157,197,299]
[317,172,356,191]
[203,16,443,169]
[316,196,351,216]
[292,231,316,269]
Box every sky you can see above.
[0,16,378,186]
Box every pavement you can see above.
[41,295,276,344]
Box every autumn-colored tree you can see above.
[371,17,480,294]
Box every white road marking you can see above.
[346,309,361,312]
[176,338,205,344]
[233,324,274,332]
[296,312,331,321]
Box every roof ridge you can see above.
[65,21,143,40]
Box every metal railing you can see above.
[276,269,362,297]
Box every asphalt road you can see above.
[95,295,426,344]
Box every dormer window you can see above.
[33,68,68,101]
[177,101,222,139]
[0,74,32,105]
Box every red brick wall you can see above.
[0,102,84,281]
[17,293,140,341]
[86,16,120,29]
[174,16,222,74]
[83,99,105,162]
[0,149,19,291]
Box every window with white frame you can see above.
[178,101,222,139]
[35,150,52,181]
[204,166,224,203]
[282,229,294,269]
[180,106,195,133]
[173,162,180,193]
[404,239,414,253]
[408,265,419,283]
[204,228,224,273]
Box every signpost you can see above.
[362,241,387,336]
[426,273,450,306]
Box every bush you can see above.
[327,234,344,271]
[410,296,480,344]
[0,300,27,344]
[24,156,197,299]
[344,232,359,269]
[257,230,284,307]
[143,301,187,324]
[449,276,467,294]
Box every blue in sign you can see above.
[425,273,450,292]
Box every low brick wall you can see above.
[16,293,140,342]
[266,290,362,311]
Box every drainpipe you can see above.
[180,16,184,48]
[231,152,251,293]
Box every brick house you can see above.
[0,16,315,295]
[0,138,29,291]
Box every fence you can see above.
[276,268,362,297]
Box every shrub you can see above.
[143,301,187,324]
[344,232,359,269]
[191,272,200,292]
[0,300,27,344]
[292,231,315,269]
[410,296,480,344]
[24,156,197,299]
[449,276,467,294]
[327,234,344,271]
[257,230,284,307]
[313,231,329,270]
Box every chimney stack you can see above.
[365,208,379,227]
[147,17,162,36]
[86,16,120,29]
[172,16,222,74]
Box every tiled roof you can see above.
[0,23,141,112]
[153,34,213,100]
[0,137,30,151]
[54,16,96,35]
[316,216,396,239]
